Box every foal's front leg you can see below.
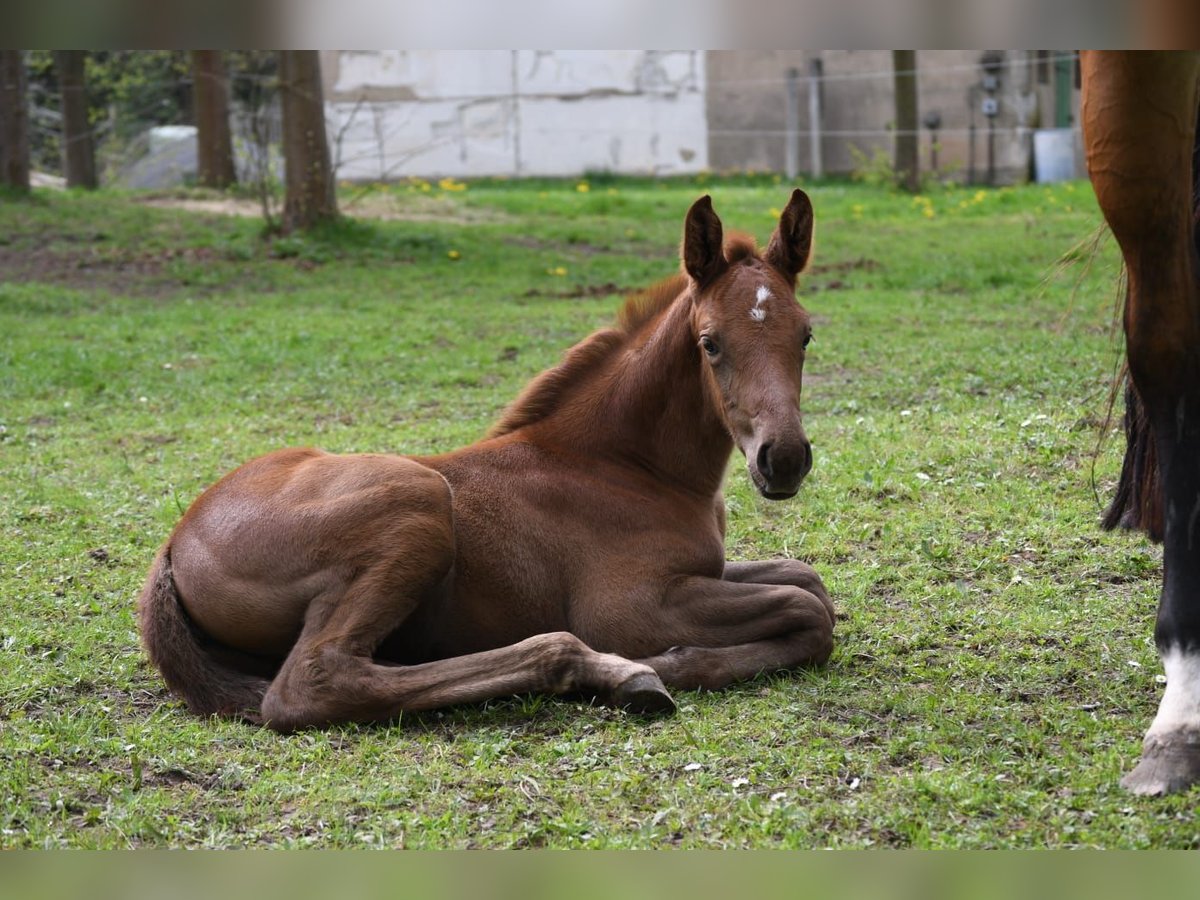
[635,559,834,691]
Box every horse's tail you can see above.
[1101,376,1163,541]
[138,547,272,720]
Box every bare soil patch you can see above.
[0,241,224,298]
[521,281,631,300]
[135,192,515,226]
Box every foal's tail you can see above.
[137,547,272,721]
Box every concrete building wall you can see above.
[321,50,707,180]
[706,50,1077,184]
[318,50,1079,184]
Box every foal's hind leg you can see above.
[263,597,673,729]
[264,630,673,730]
[634,560,834,691]
[260,503,672,730]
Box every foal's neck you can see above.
[581,291,733,497]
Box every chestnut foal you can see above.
[139,190,834,730]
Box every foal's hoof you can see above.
[614,672,676,716]
[1120,735,1200,796]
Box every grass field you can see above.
[1,174,1191,848]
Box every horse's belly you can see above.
[426,482,719,655]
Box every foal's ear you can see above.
[764,189,814,285]
[682,194,726,288]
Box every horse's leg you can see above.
[261,568,673,730]
[1083,50,1200,794]
[633,560,834,691]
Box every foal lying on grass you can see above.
[139,190,834,730]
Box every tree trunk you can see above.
[892,50,920,193]
[191,50,237,189]
[55,51,97,189]
[0,50,30,193]
[279,51,336,232]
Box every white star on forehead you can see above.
[750,285,770,322]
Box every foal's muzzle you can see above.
[751,438,812,499]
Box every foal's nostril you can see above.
[758,440,812,490]
[756,443,774,481]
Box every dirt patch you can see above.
[0,241,222,298]
[135,191,518,226]
[521,281,630,300]
[138,196,261,217]
[314,412,357,429]
[809,257,882,275]
[506,235,623,256]
[142,766,225,791]
[802,257,883,293]
[347,191,514,225]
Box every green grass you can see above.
[0,175,1184,848]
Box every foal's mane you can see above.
[487,233,761,439]
[486,275,686,438]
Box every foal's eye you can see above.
[803,333,813,349]
[700,336,719,357]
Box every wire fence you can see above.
[19,50,1082,187]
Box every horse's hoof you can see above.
[614,672,676,716]
[1120,734,1200,795]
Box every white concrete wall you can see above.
[324,51,707,180]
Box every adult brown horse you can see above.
[138,190,835,731]
[1083,50,1200,794]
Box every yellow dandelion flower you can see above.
[547,266,567,276]
[973,190,986,203]
[767,207,782,218]
[447,250,461,260]
[576,182,590,193]
[922,206,935,218]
